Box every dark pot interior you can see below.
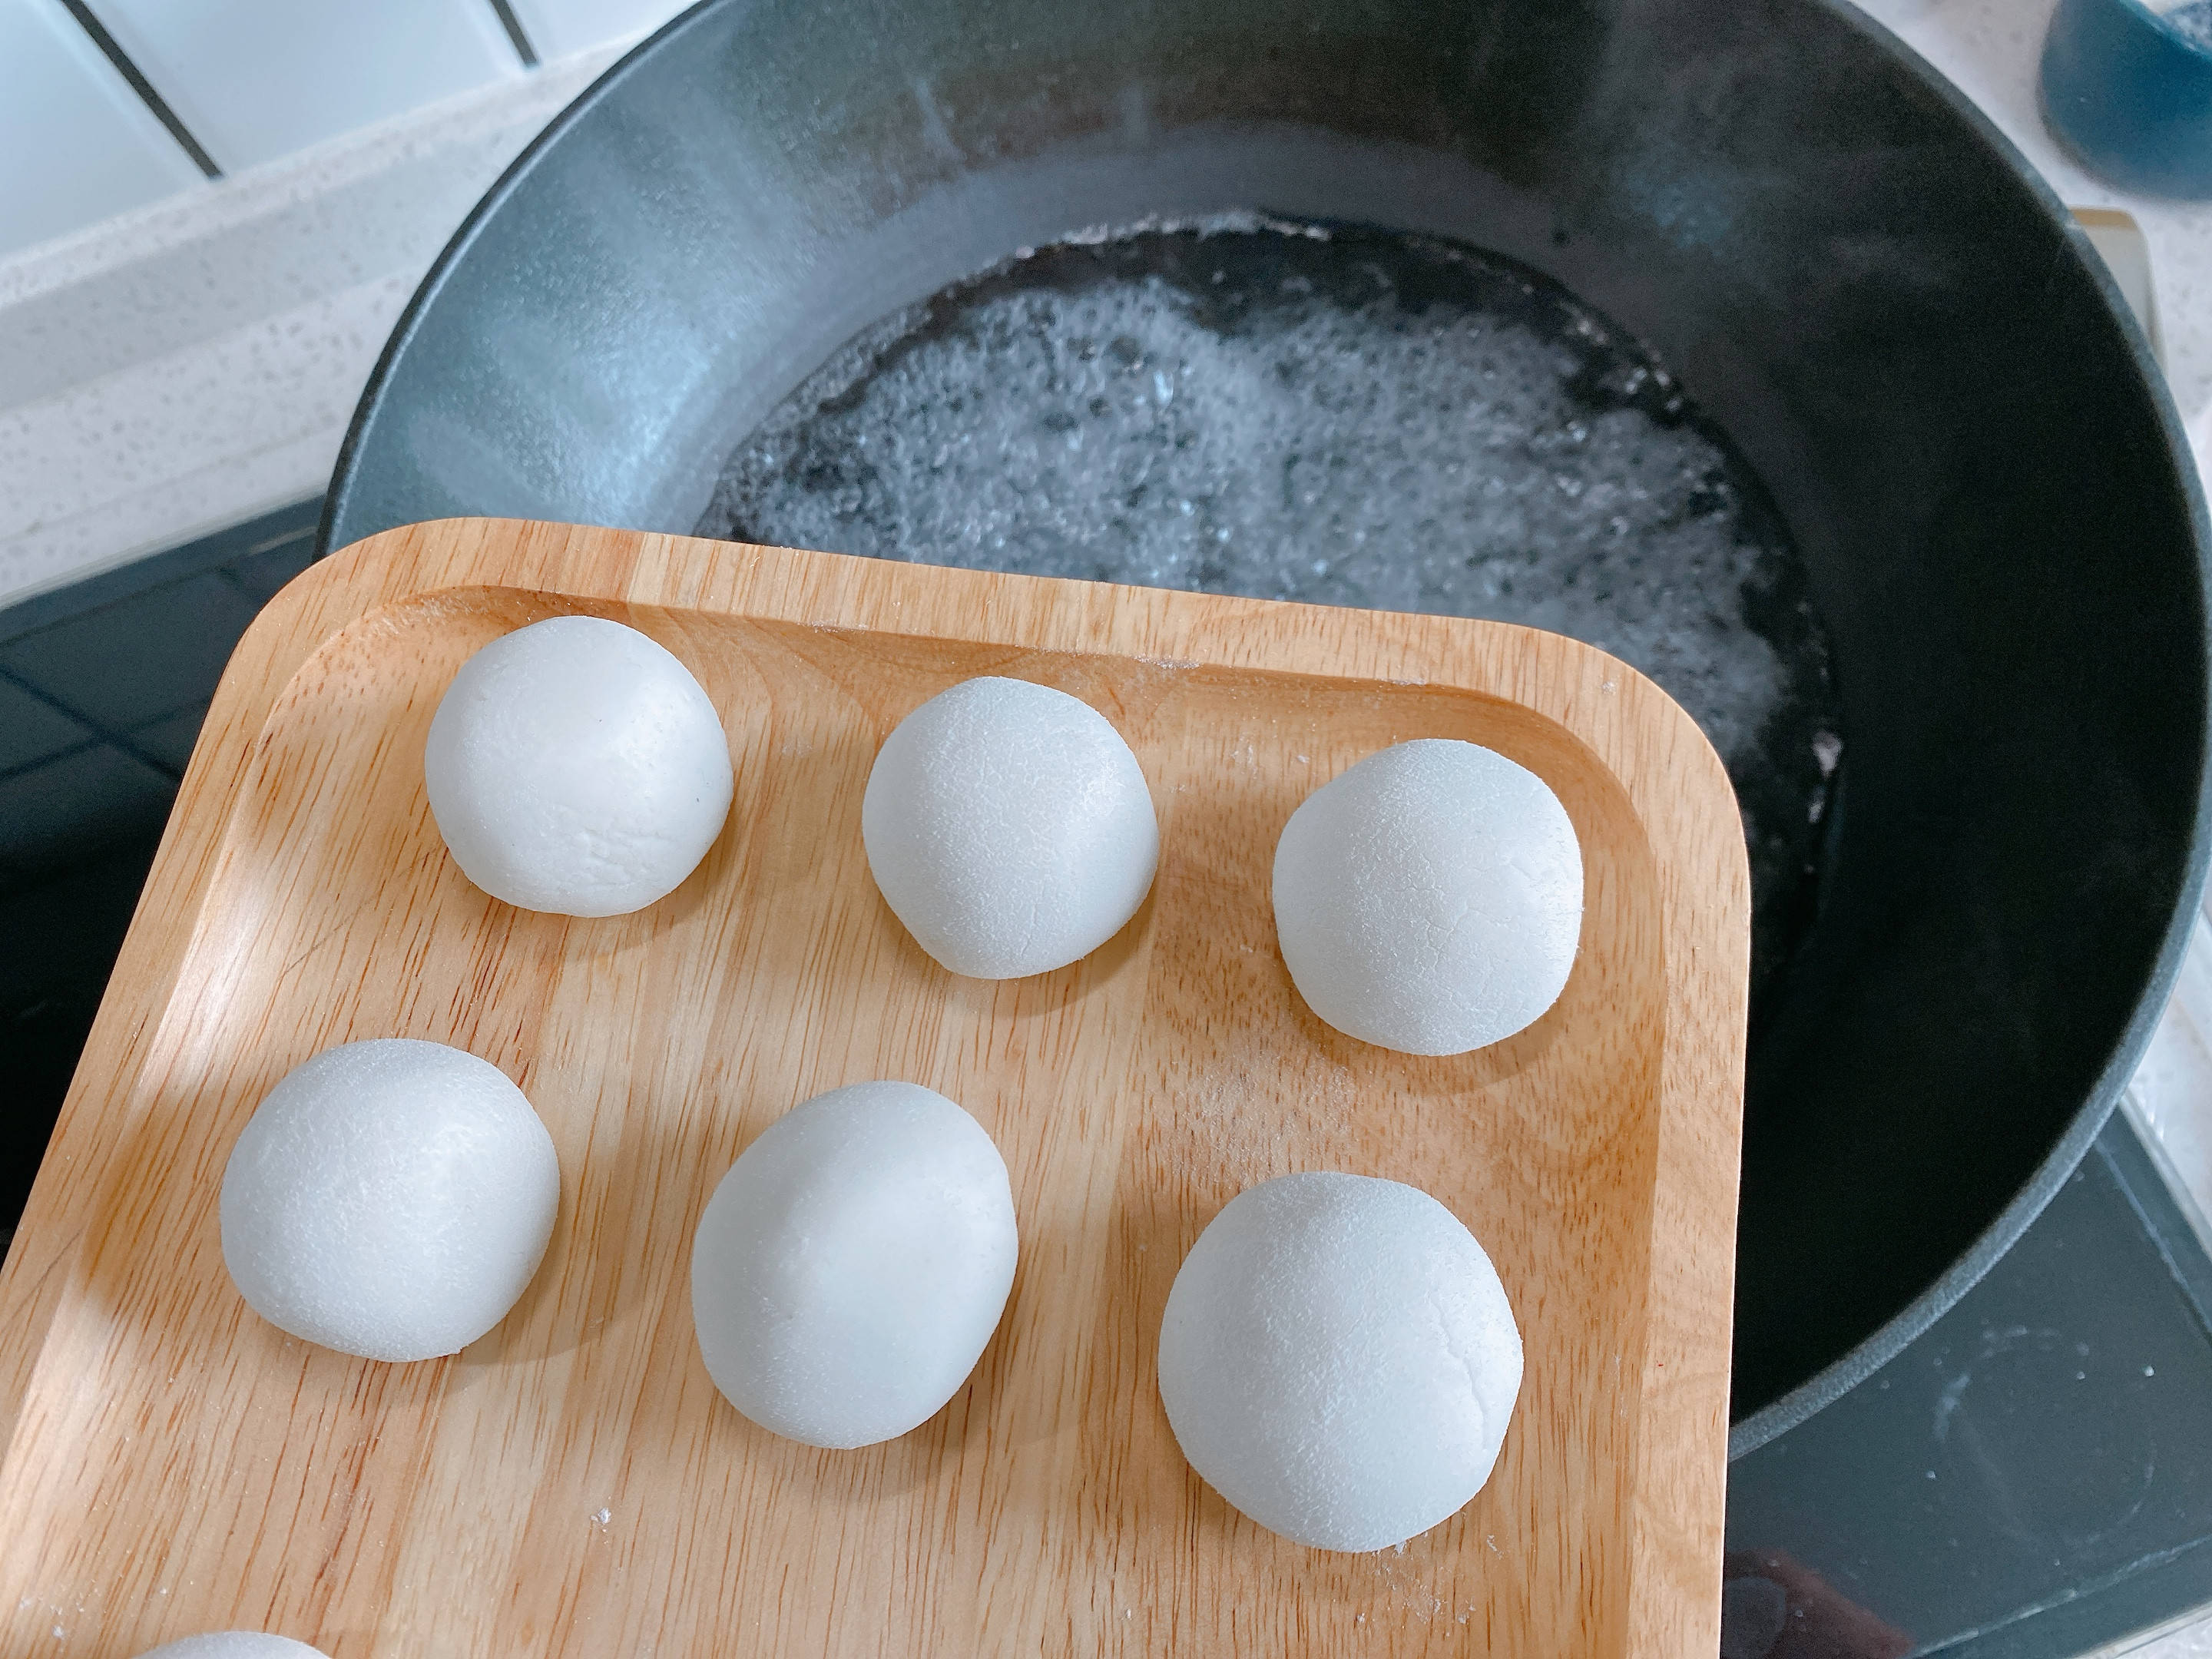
[323,0,2211,1432]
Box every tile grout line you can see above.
[0,524,321,782]
[0,663,186,785]
[0,733,104,786]
[482,0,541,68]
[1,505,323,638]
[55,0,224,180]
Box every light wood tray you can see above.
[0,518,1748,1657]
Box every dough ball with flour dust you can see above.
[863,676,1158,978]
[220,1038,560,1363]
[691,1081,1019,1449]
[1157,1171,1522,1552]
[1273,738,1581,1055]
[134,1637,331,1659]
[425,614,733,916]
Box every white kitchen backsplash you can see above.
[0,0,207,260]
[505,0,689,60]
[0,0,692,260]
[92,0,527,173]
[0,42,629,601]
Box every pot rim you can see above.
[313,0,2212,1459]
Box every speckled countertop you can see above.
[0,40,627,604]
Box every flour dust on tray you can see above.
[700,218,1842,1005]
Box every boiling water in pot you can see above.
[698,219,1843,1004]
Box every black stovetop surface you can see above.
[1727,1115,2212,1657]
[3,499,2210,1657]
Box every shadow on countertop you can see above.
[0,498,321,1247]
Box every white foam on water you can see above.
[702,223,1842,991]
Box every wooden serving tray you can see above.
[0,518,1748,1657]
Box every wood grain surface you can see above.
[0,518,1749,1657]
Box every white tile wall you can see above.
[0,41,631,602]
[504,0,691,59]
[0,0,204,260]
[88,0,526,174]
[0,0,690,270]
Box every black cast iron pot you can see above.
[320,0,2212,1444]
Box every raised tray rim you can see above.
[0,516,1749,1657]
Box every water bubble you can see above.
[700,221,1841,997]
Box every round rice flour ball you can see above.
[1157,1171,1522,1553]
[134,1637,330,1659]
[220,1038,560,1363]
[691,1081,1018,1449]
[1273,738,1581,1055]
[425,614,733,916]
[862,677,1158,978]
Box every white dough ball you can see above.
[425,614,733,916]
[220,1038,560,1363]
[134,1636,329,1659]
[1273,738,1581,1055]
[1157,1171,1522,1553]
[862,676,1158,978]
[691,1080,1018,1449]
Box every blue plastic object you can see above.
[2043,0,2212,198]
